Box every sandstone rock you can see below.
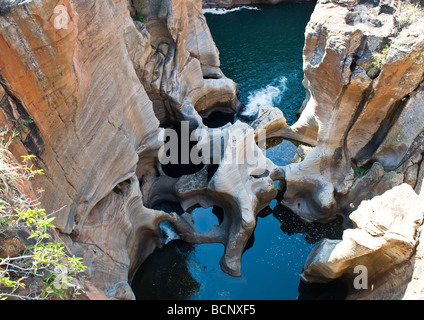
[251,106,317,146]
[0,0,162,236]
[403,223,424,300]
[140,0,240,123]
[301,184,424,299]
[139,121,280,277]
[71,175,190,299]
[2,0,424,301]
[202,0,314,9]
[0,236,26,259]
[274,0,424,223]
[176,121,279,276]
[291,145,314,164]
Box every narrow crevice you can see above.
[112,179,133,195]
[355,94,410,165]
[344,83,375,166]
[201,110,235,128]
[0,74,44,157]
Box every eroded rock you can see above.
[300,184,424,300]
[264,0,424,223]
[0,0,242,299]
[2,0,424,301]
[140,121,280,277]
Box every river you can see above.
[131,2,343,300]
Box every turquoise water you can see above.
[131,3,323,300]
[205,3,315,123]
[183,212,316,300]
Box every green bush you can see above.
[367,44,390,79]
[0,131,86,300]
[354,163,372,179]
[132,0,146,23]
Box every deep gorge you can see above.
[0,0,423,301]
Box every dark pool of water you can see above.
[131,206,317,300]
[131,2,328,300]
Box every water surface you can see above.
[132,2,321,300]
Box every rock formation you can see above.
[143,121,281,277]
[300,183,424,300]
[250,0,424,299]
[0,0,245,299]
[0,0,281,299]
[261,0,424,224]
[1,0,423,301]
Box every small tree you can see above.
[0,130,86,300]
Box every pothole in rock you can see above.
[161,122,205,178]
[201,110,235,128]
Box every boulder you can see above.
[301,184,424,300]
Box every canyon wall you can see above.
[300,183,424,300]
[263,0,424,224]
[257,0,424,299]
[0,0,240,237]
[1,0,423,300]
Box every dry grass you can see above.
[396,2,422,28]
[0,132,41,236]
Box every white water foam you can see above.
[160,221,181,244]
[241,76,288,117]
[203,6,260,15]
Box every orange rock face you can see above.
[2,0,423,300]
[0,0,240,298]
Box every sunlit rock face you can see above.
[262,0,424,223]
[2,0,424,301]
[202,0,314,9]
[257,0,424,300]
[0,0,242,299]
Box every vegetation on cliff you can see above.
[0,131,86,300]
